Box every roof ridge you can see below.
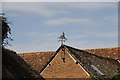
[64,45,118,61]
[85,47,119,50]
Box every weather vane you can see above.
[58,32,67,45]
[0,13,5,15]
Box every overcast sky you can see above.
[2,1,118,53]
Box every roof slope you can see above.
[19,52,54,73]
[64,45,119,79]
[2,48,44,80]
[85,47,119,60]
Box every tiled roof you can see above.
[85,47,119,60]
[2,48,44,79]
[19,45,120,79]
[64,45,119,79]
[19,52,55,73]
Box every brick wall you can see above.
[41,48,90,78]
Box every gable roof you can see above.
[41,45,90,78]
[41,45,119,79]
[19,45,120,79]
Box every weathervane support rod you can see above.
[58,32,67,45]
